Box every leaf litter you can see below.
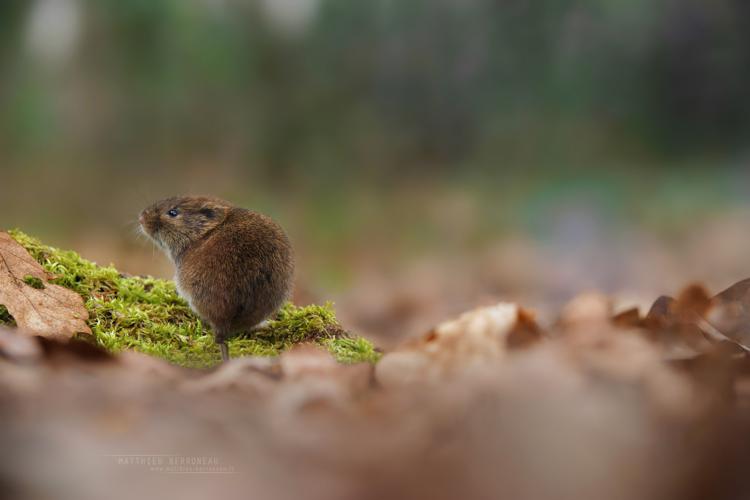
[2,234,750,499]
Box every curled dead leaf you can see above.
[705,278,750,351]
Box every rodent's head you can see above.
[139,196,232,259]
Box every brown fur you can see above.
[139,196,294,346]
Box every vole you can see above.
[139,196,294,361]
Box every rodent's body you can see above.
[139,196,294,359]
[175,208,293,342]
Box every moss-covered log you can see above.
[1,230,380,368]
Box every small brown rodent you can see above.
[139,196,294,361]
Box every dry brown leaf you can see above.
[640,284,717,355]
[705,278,750,350]
[375,303,522,386]
[506,307,543,349]
[0,326,41,362]
[0,231,91,339]
[665,282,750,353]
[557,292,612,329]
[672,283,714,319]
[273,344,374,415]
[181,355,279,394]
[644,295,674,330]
[612,307,642,329]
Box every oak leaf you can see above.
[0,231,91,339]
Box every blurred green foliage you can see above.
[1,0,749,181]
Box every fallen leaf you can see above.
[714,278,750,303]
[181,355,279,394]
[506,307,543,349]
[273,344,373,415]
[640,285,717,355]
[557,292,612,329]
[36,337,110,362]
[672,283,713,319]
[0,326,41,362]
[612,307,642,329]
[705,278,750,350]
[644,295,674,326]
[375,303,522,385]
[0,231,91,340]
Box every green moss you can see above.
[22,275,45,289]
[4,230,380,368]
[0,304,15,326]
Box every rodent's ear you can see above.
[199,208,216,219]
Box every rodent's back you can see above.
[177,208,294,333]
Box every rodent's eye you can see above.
[167,209,179,217]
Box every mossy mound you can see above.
[2,230,380,368]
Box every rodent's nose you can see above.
[138,213,145,225]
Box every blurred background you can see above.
[2,0,750,346]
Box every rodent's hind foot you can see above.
[250,319,271,334]
[234,320,272,339]
[219,342,229,362]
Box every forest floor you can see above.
[2,230,750,500]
